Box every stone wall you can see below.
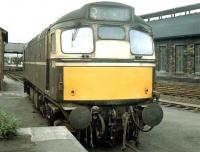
[155,37,200,77]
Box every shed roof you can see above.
[147,13,200,39]
[141,3,200,39]
[141,3,200,19]
[5,43,25,53]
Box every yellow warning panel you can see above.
[63,67,152,101]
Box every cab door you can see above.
[46,32,56,91]
[46,31,56,96]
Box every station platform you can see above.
[0,126,87,152]
[17,126,87,152]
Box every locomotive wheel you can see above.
[94,114,105,138]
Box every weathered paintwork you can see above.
[23,2,154,104]
[23,2,162,146]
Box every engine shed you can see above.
[141,3,200,83]
[4,43,25,71]
[0,27,8,90]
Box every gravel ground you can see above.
[160,94,200,105]
[0,77,47,152]
[0,77,87,152]
[0,77,47,128]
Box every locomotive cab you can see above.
[49,9,156,104]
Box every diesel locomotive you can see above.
[24,2,163,148]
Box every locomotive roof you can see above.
[50,1,149,29]
[52,2,133,25]
[26,2,151,47]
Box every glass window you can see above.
[175,45,184,73]
[159,46,167,72]
[195,44,200,74]
[61,27,94,53]
[51,33,56,52]
[98,26,125,40]
[90,6,131,21]
[130,30,153,55]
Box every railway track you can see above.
[5,71,23,83]
[159,99,200,112]
[155,81,200,111]
[156,82,200,99]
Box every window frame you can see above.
[129,29,154,56]
[97,26,126,40]
[175,45,185,73]
[89,5,132,22]
[195,44,200,75]
[60,26,95,54]
[158,45,168,72]
[50,32,56,53]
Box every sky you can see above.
[0,0,200,43]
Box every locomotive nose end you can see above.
[69,107,92,130]
[142,103,163,127]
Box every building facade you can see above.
[141,4,200,81]
[4,43,25,68]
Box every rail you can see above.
[156,82,200,99]
[5,71,23,83]
[159,99,200,112]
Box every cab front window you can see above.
[130,30,153,55]
[61,27,94,54]
[98,26,125,40]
